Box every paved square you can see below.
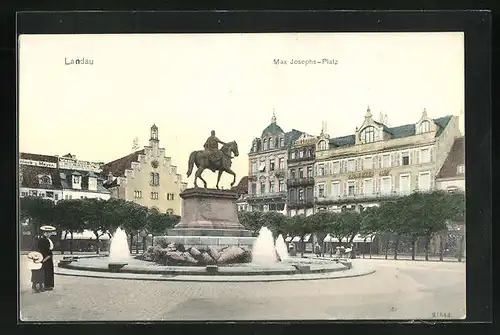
[19,255,465,321]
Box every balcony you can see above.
[315,191,401,205]
[287,198,315,208]
[286,177,315,187]
[287,155,315,164]
[247,191,287,203]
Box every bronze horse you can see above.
[186,141,239,189]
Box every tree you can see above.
[261,211,288,238]
[307,211,336,257]
[341,211,362,245]
[375,200,401,259]
[238,211,264,236]
[146,210,179,249]
[20,196,55,233]
[54,199,86,254]
[359,207,381,258]
[81,198,108,254]
[121,201,148,253]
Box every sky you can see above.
[18,32,464,188]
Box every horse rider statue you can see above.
[203,130,226,172]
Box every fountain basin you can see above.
[108,262,128,272]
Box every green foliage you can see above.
[19,196,55,230]
[53,199,86,236]
[147,210,178,236]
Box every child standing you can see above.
[27,250,45,293]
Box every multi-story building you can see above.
[247,112,303,213]
[435,136,465,192]
[19,152,111,202]
[231,176,249,212]
[102,124,187,215]
[287,132,318,217]
[313,107,462,212]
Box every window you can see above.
[298,189,304,201]
[29,190,37,197]
[263,139,268,150]
[457,164,465,174]
[134,190,142,199]
[331,182,340,197]
[298,167,304,178]
[332,162,340,175]
[279,158,285,169]
[318,140,328,151]
[317,184,325,198]
[46,191,54,198]
[360,126,375,143]
[420,148,431,163]
[251,183,257,195]
[364,179,374,196]
[259,160,266,172]
[270,159,275,171]
[419,120,431,133]
[251,161,257,174]
[269,181,275,193]
[290,169,296,179]
[399,174,411,194]
[363,157,373,170]
[401,152,410,166]
[150,172,160,186]
[307,166,313,177]
[151,192,159,200]
[291,151,296,159]
[381,177,392,195]
[280,138,285,147]
[260,181,266,194]
[318,165,325,176]
[299,150,304,158]
[279,180,285,192]
[269,138,274,149]
[347,181,355,196]
[166,209,174,215]
[347,159,355,172]
[167,193,175,200]
[382,154,391,168]
[418,172,431,191]
[72,176,81,184]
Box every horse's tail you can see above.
[186,151,196,177]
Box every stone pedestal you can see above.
[162,188,255,249]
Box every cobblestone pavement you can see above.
[19,256,465,321]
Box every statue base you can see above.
[159,188,255,250]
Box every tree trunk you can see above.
[136,232,139,254]
[411,239,416,260]
[424,235,430,261]
[384,238,389,259]
[363,238,367,258]
[439,233,445,261]
[142,236,147,252]
[96,238,100,254]
[69,231,74,254]
[61,231,69,254]
[457,235,464,262]
[369,238,372,259]
[393,235,400,260]
[129,234,133,253]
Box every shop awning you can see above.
[292,236,301,242]
[303,234,312,243]
[323,234,375,243]
[285,236,293,242]
[61,230,111,240]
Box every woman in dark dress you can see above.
[38,233,54,290]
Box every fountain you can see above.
[275,234,289,261]
[108,227,130,271]
[251,227,278,265]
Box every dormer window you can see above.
[38,174,52,185]
[318,140,327,151]
[280,137,284,147]
[419,120,431,133]
[360,126,375,143]
[457,164,465,174]
[269,137,274,149]
[72,176,81,184]
[263,139,268,150]
[252,142,257,152]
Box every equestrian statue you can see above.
[186,130,239,189]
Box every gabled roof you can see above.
[59,168,110,193]
[101,149,145,177]
[437,137,465,179]
[328,135,356,147]
[285,129,303,148]
[231,176,248,195]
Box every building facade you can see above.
[287,132,318,217]
[101,125,187,215]
[313,108,462,212]
[246,112,303,214]
[435,136,465,192]
[19,152,110,202]
[231,176,249,212]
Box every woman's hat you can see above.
[26,252,43,270]
[40,225,56,232]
